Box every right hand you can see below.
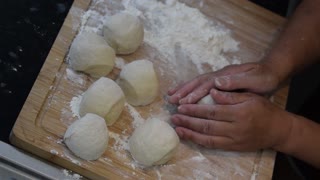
[168,62,280,104]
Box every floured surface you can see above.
[11,0,286,179]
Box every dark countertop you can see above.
[0,0,73,143]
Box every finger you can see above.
[179,82,214,104]
[175,127,234,149]
[171,114,233,136]
[167,83,185,95]
[214,63,255,76]
[214,74,245,91]
[177,104,234,121]
[168,79,200,104]
[214,68,265,93]
[210,89,253,105]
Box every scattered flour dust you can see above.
[70,94,83,118]
[122,0,240,74]
[50,149,59,155]
[115,57,126,69]
[125,103,145,128]
[66,68,85,85]
[63,149,82,166]
[76,0,240,74]
[62,169,83,180]
[109,131,129,152]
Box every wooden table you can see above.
[11,0,287,179]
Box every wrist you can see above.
[272,113,315,156]
[272,112,296,154]
[262,56,291,84]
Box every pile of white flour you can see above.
[122,0,239,73]
[78,0,239,75]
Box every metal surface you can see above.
[0,141,83,180]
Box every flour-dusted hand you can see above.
[171,89,292,151]
[168,62,280,105]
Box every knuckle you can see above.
[179,116,191,127]
[206,108,215,119]
[203,137,215,148]
[201,120,213,134]
[181,129,192,140]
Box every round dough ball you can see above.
[117,59,159,106]
[129,118,180,166]
[64,113,109,160]
[197,94,216,105]
[79,77,125,125]
[68,31,116,78]
[103,13,144,55]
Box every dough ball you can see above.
[68,32,115,78]
[79,77,125,125]
[64,113,109,160]
[117,60,159,106]
[103,13,144,55]
[129,118,180,166]
[197,94,216,105]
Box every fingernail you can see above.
[178,105,186,113]
[215,77,228,87]
[210,89,217,95]
[179,98,186,104]
[168,94,180,104]
[167,88,175,94]
[170,115,179,124]
[175,128,184,138]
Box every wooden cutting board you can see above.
[11,0,288,179]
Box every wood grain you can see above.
[10,0,287,179]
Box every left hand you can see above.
[171,89,292,151]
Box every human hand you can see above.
[171,89,292,151]
[167,62,280,105]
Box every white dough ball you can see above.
[197,94,216,105]
[64,113,109,160]
[103,13,144,55]
[117,59,159,106]
[79,77,125,125]
[68,32,116,78]
[129,118,180,166]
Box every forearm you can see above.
[274,113,320,168]
[262,0,320,84]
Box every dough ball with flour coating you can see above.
[64,113,109,160]
[117,60,159,106]
[103,12,144,55]
[79,77,125,125]
[129,118,180,166]
[197,94,216,105]
[68,32,115,78]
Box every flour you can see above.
[63,149,82,166]
[125,103,145,128]
[70,7,85,32]
[76,0,239,75]
[50,149,59,155]
[192,169,215,180]
[123,0,239,74]
[66,68,85,85]
[70,94,83,118]
[109,131,129,151]
[115,57,126,69]
[62,169,83,180]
